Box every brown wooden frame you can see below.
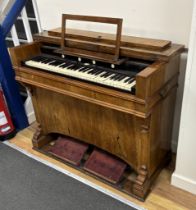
[60,14,123,64]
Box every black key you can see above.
[41,57,53,62]
[95,71,105,77]
[93,70,101,75]
[72,66,81,71]
[87,69,95,74]
[32,56,46,62]
[125,79,132,83]
[61,63,73,68]
[89,70,98,75]
[58,62,66,67]
[50,61,64,66]
[125,78,134,84]
[94,70,103,75]
[102,72,111,78]
[101,72,109,77]
[78,67,88,72]
[31,57,40,61]
[114,74,122,80]
[78,67,89,72]
[111,74,121,80]
[73,63,81,69]
[46,60,56,64]
[38,58,50,63]
[108,74,116,80]
[45,60,55,65]
[67,64,76,69]
[124,77,132,83]
[106,72,114,78]
[71,64,80,70]
[42,58,54,64]
[91,69,98,73]
[59,64,67,68]
[98,71,107,76]
[56,61,65,66]
[128,79,135,84]
[83,68,92,72]
[40,57,52,62]
[117,75,126,81]
[88,70,96,75]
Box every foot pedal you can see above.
[49,137,88,166]
[84,149,127,184]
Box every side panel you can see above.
[149,87,177,175]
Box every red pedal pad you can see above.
[84,149,127,184]
[49,137,88,166]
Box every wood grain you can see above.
[34,31,184,61]
[48,28,171,51]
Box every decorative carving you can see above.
[32,123,53,148]
[32,123,42,148]
[140,125,149,134]
[132,165,149,199]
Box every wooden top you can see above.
[48,28,171,51]
[34,30,184,61]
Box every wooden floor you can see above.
[7,124,196,210]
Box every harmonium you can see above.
[9,15,184,200]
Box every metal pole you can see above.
[2,0,27,37]
[0,0,28,130]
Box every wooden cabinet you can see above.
[9,17,184,200]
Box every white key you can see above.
[102,74,117,86]
[94,72,111,84]
[25,60,135,92]
[124,80,136,90]
[117,76,131,87]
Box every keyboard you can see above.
[24,55,147,93]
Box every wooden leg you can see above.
[132,152,172,200]
[32,123,52,148]
[132,165,149,199]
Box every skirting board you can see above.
[3,141,145,210]
[172,172,196,195]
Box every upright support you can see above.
[1,0,28,38]
[0,26,28,130]
[0,0,28,130]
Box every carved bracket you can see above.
[132,165,149,199]
[32,122,53,149]
[140,125,149,134]
[32,123,42,148]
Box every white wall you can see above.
[0,0,15,23]
[0,0,9,11]
[36,0,193,151]
[36,0,193,46]
[172,0,196,194]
